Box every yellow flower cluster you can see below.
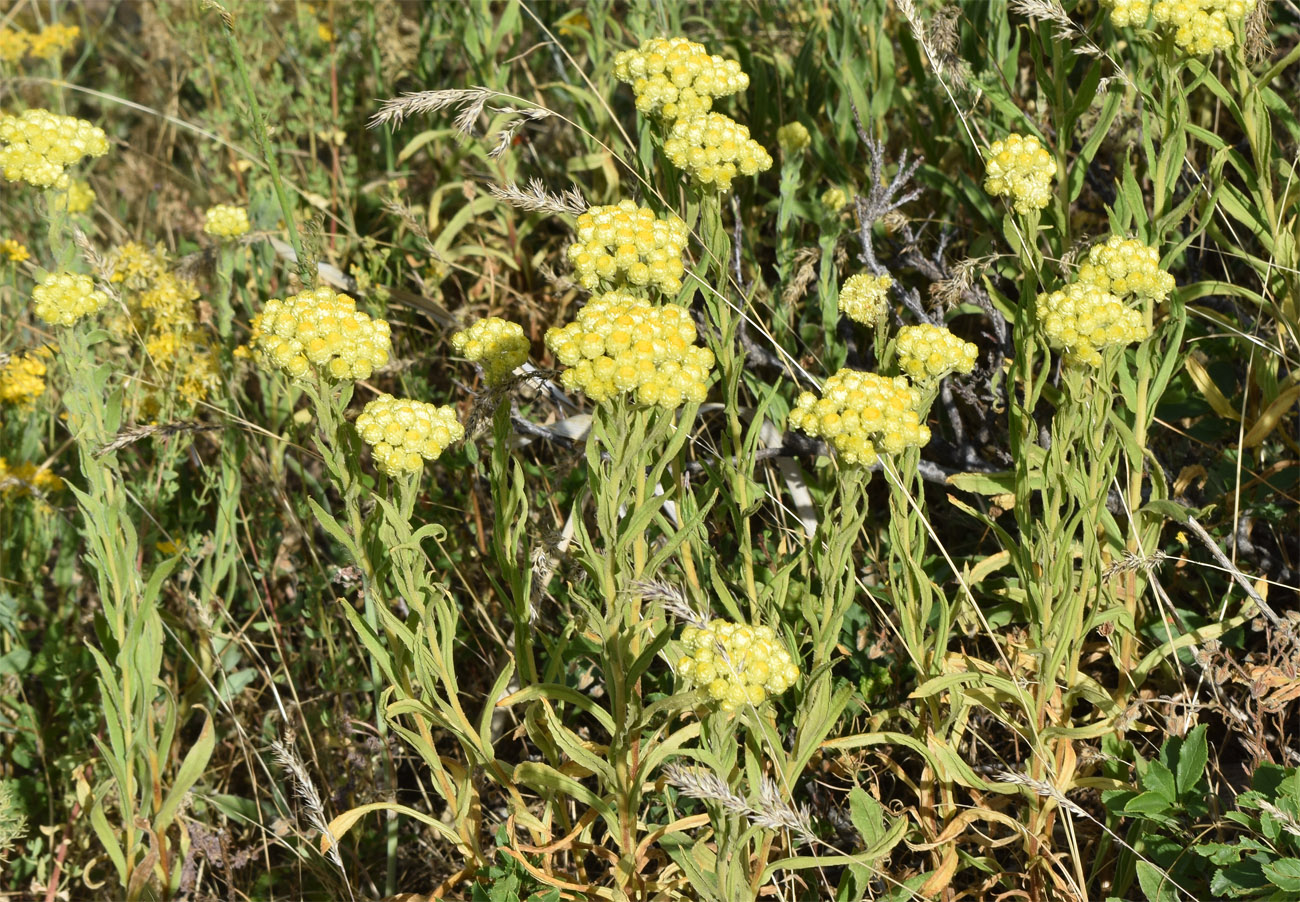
[1152,0,1255,54]
[787,369,931,466]
[777,121,811,155]
[567,200,689,295]
[895,325,978,382]
[663,112,773,193]
[675,620,800,713]
[1101,0,1153,27]
[544,292,714,408]
[0,109,109,189]
[450,317,531,386]
[33,272,108,327]
[983,133,1056,215]
[1077,236,1176,304]
[106,241,167,289]
[1,239,29,263]
[28,23,80,60]
[1036,282,1150,367]
[204,204,251,238]
[0,352,47,408]
[0,23,80,64]
[612,36,749,122]
[53,179,95,213]
[0,458,62,500]
[252,286,392,381]
[821,187,848,211]
[838,273,892,327]
[355,394,464,477]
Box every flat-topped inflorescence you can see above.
[450,317,531,386]
[355,395,465,477]
[1036,281,1150,367]
[1076,236,1176,304]
[544,292,714,409]
[251,286,392,381]
[983,133,1056,215]
[1152,0,1256,53]
[613,36,749,122]
[675,620,799,714]
[787,369,931,466]
[895,324,978,382]
[838,273,892,327]
[0,352,47,408]
[0,109,108,189]
[33,272,108,327]
[662,112,772,193]
[204,204,251,238]
[567,200,689,295]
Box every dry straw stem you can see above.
[487,178,588,215]
[96,422,222,457]
[662,764,816,846]
[1007,0,1135,90]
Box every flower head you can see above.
[894,324,978,382]
[777,122,811,156]
[33,272,108,327]
[0,458,62,500]
[545,292,714,409]
[1152,0,1256,54]
[662,112,772,193]
[355,395,464,477]
[0,29,30,65]
[1,239,30,263]
[0,352,48,408]
[567,199,689,295]
[450,317,530,386]
[983,133,1055,214]
[1036,281,1150,367]
[821,187,848,211]
[27,23,80,60]
[251,286,392,381]
[613,37,749,122]
[204,204,251,239]
[838,273,892,326]
[0,109,109,189]
[53,179,95,213]
[675,620,799,713]
[787,369,931,466]
[1101,0,1153,26]
[1076,236,1175,304]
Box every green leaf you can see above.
[1262,858,1300,893]
[155,707,215,834]
[1175,725,1208,797]
[1142,760,1178,806]
[1135,861,1179,902]
[1122,790,1176,819]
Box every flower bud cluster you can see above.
[252,286,392,381]
[54,179,95,214]
[787,369,931,466]
[27,23,80,60]
[663,112,773,193]
[204,204,251,238]
[675,621,799,713]
[0,109,109,189]
[567,200,689,295]
[895,324,978,382]
[355,394,464,477]
[33,272,108,326]
[544,292,714,408]
[983,133,1056,214]
[0,458,63,500]
[838,273,892,326]
[0,352,47,408]
[1152,0,1255,54]
[450,317,531,386]
[1,239,29,263]
[1076,236,1176,303]
[1101,0,1153,26]
[613,37,749,122]
[1036,282,1150,367]
[821,187,848,211]
[777,121,811,155]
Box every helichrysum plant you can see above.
[982,132,1056,214]
[32,272,108,326]
[354,394,465,477]
[662,111,773,192]
[0,352,47,408]
[53,179,95,214]
[567,199,689,294]
[0,109,108,188]
[203,203,251,238]
[776,121,811,156]
[1152,0,1257,54]
[675,621,800,714]
[612,35,749,121]
[450,316,530,386]
[1077,235,1177,303]
[787,369,931,466]
[894,324,978,382]
[251,285,392,380]
[838,272,892,326]
[1,238,30,263]
[544,292,714,407]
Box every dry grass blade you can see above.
[97,422,222,457]
[369,87,493,130]
[487,178,588,215]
